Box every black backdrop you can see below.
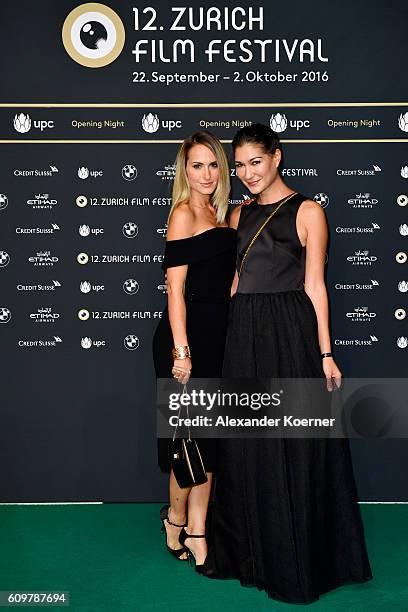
[0,0,407,501]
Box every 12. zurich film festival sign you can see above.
[62,3,329,74]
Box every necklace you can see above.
[256,191,297,206]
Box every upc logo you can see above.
[270,113,287,133]
[13,113,54,133]
[142,113,159,133]
[141,113,182,133]
[14,113,31,133]
[398,112,408,132]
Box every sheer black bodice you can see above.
[236,193,306,294]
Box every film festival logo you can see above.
[62,3,125,68]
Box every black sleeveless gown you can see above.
[152,227,236,472]
[208,194,373,603]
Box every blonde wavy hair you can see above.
[169,131,230,224]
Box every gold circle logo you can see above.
[62,3,125,68]
[76,195,88,207]
[77,252,89,264]
[78,309,90,320]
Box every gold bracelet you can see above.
[172,345,191,360]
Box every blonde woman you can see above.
[152,131,236,571]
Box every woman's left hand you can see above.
[322,357,342,390]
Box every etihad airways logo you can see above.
[29,306,60,323]
[346,250,377,265]
[28,250,59,267]
[346,306,377,321]
[156,164,176,180]
[26,194,58,209]
[348,192,379,208]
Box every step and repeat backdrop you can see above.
[0,0,407,501]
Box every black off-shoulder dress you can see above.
[152,227,236,472]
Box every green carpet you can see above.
[0,504,406,611]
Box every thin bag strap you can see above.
[172,384,191,442]
[238,192,297,278]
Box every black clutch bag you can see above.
[169,384,208,489]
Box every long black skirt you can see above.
[208,290,373,604]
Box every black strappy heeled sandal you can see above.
[159,504,188,560]
[178,527,212,575]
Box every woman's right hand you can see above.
[172,357,192,385]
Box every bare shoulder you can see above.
[298,199,327,224]
[230,196,257,228]
[167,203,194,240]
[229,204,243,229]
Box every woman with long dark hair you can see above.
[206,123,372,603]
[152,131,236,568]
